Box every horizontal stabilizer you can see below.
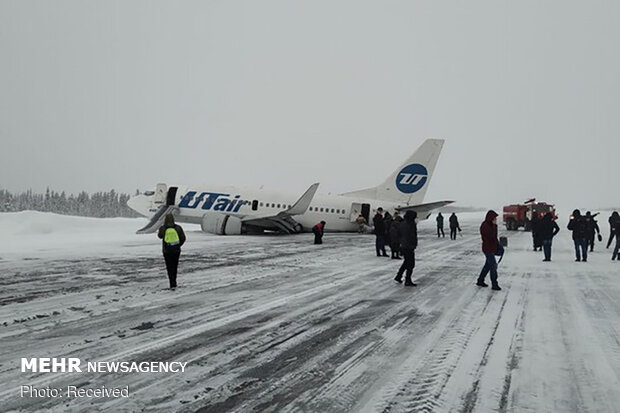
[136,205,177,234]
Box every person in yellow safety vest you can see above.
[157,213,186,290]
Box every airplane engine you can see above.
[201,212,242,235]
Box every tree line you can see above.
[0,188,141,218]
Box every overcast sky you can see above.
[1,1,618,209]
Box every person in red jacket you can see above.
[312,221,326,244]
[476,210,502,291]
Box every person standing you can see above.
[568,209,588,262]
[373,207,388,257]
[531,214,542,251]
[436,213,445,238]
[312,221,326,244]
[449,213,461,240]
[355,214,367,234]
[476,210,502,291]
[611,214,620,260]
[584,211,601,252]
[390,212,403,259]
[394,210,418,286]
[384,211,394,256]
[607,211,620,249]
[538,212,560,261]
[157,213,186,290]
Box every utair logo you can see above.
[396,164,428,194]
[178,191,245,212]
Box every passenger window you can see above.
[320,208,324,212]
[260,202,263,207]
[331,209,335,213]
[309,207,313,211]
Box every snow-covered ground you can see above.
[1,211,619,412]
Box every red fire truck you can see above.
[503,198,556,231]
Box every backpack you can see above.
[164,227,180,246]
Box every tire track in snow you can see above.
[186,244,474,413]
[457,283,514,413]
[3,236,466,411]
[371,285,499,413]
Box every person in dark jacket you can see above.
[607,211,620,249]
[373,208,388,257]
[476,210,502,291]
[449,213,461,240]
[611,214,620,260]
[157,213,186,290]
[394,210,418,286]
[531,215,542,251]
[567,209,588,262]
[584,211,601,252]
[436,213,445,238]
[384,211,393,256]
[389,213,403,259]
[312,221,326,244]
[538,212,560,261]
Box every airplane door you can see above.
[350,202,362,222]
[361,203,370,223]
[166,187,178,206]
[154,183,167,204]
[349,202,371,223]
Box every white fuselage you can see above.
[128,139,448,234]
[132,184,407,233]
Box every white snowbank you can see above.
[0,211,155,260]
[3,210,143,236]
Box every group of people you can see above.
[435,212,461,239]
[154,208,620,291]
[369,208,418,286]
[477,209,620,293]
[370,208,465,287]
[531,210,620,263]
[372,208,405,259]
[567,210,620,262]
[524,212,561,261]
[533,211,601,253]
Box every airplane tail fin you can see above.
[341,138,444,205]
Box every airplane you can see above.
[127,138,453,235]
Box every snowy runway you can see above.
[1,213,620,412]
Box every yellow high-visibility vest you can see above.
[164,228,180,245]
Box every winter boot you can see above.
[476,280,488,287]
[492,285,502,291]
[394,275,403,284]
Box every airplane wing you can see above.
[395,200,454,219]
[241,183,319,233]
